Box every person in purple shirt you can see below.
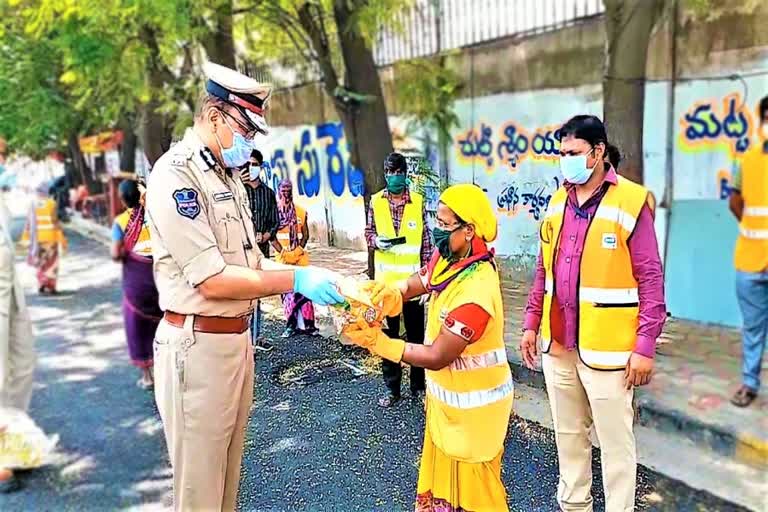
[520,115,666,512]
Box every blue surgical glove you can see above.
[294,267,345,305]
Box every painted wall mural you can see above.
[263,70,765,318]
[673,77,767,201]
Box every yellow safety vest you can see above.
[424,260,513,463]
[734,145,768,272]
[276,205,307,250]
[540,177,648,370]
[372,190,424,285]
[33,198,62,244]
[115,209,152,256]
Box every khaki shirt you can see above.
[146,128,262,317]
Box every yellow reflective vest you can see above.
[31,198,65,245]
[734,145,768,272]
[424,260,513,463]
[540,177,648,370]
[372,190,424,285]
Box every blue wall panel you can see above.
[665,200,741,327]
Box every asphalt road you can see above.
[1,229,749,511]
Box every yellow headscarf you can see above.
[439,184,498,242]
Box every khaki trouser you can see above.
[542,350,636,512]
[154,317,254,512]
[0,237,35,412]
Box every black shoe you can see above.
[254,338,274,352]
[378,394,401,408]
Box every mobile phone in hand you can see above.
[386,236,407,246]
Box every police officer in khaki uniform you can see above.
[145,62,344,512]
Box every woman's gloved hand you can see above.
[361,281,403,318]
[294,267,345,305]
[342,320,405,363]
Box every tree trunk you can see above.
[119,115,137,173]
[602,0,663,183]
[139,26,175,167]
[203,1,236,68]
[139,102,172,168]
[67,131,101,194]
[333,1,391,197]
[63,158,82,188]
[333,1,392,275]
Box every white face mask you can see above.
[559,148,597,185]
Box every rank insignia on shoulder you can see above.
[199,147,218,170]
[173,188,201,219]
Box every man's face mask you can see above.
[559,147,598,185]
[214,112,257,169]
[385,173,407,194]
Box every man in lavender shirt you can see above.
[520,115,666,512]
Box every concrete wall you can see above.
[261,4,768,326]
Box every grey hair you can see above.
[194,93,229,120]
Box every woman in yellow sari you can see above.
[345,184,514,512]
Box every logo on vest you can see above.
[602,233,617,250]
[407,220,417,230]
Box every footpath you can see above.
[69,215,767,510]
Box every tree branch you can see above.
[297,2,340,97]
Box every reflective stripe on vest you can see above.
[739,227,768,240]
[744,206,768,216]
[449,348,507,371]
[580,287,638,304]
[374,262,421,275]
[592,205,637,233]
[426,376,514,409]
[579,349,633,367]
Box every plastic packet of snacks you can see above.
[331,278,385,339]
[0,408,58,469]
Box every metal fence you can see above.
[374,0,605,66]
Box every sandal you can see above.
[378,394,401,408]
[136,377,154,390]
[0,471,20,494]
[731,386,758,407]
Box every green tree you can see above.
[238,0,410,202]
[237,0,410,270]
[11,0,238,168]
[393,56,462,183]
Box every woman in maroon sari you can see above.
[111,180,161,389]
[271,179,318,338]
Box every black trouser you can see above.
[257,242,271,258]
[382,300,425,396]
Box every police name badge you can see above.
[213,191,234,202]
[174,188,201,219]
[602,233,617,250]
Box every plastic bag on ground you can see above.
[0,407,58,469]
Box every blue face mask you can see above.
[217,116,255,169]
[559,148,597,185]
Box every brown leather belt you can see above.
[164,311,250,334]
